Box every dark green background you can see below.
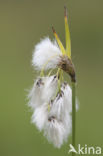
[0,0,103,156]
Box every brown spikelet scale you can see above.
[58,55,76,82]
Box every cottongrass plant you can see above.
[28,7,77,152]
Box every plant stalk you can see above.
[72,82,76,156]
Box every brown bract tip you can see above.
[64,6,68,18]
[52,26,56,34]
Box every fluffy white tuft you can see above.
[41,75,58,102]
[44,118,66,148]
[28,75,79,148]
[28,75,58,110]
[45,85,72,147]
[31,103,48,131]
[28,78,45,110]
[60,82,78,113]
[61,82,72,113]
[28,75,58,131]
[32,38,62,70]
[49,82,72,120]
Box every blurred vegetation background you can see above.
[0,0,103,156]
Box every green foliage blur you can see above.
[0,0,103,156]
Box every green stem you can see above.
[72,82,76,156]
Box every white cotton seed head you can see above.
[28,75,58,131]
[44,118,66,148]
[49,95,72,128]
[49,83,72,121]
[43,84,73,148]
[28,78,45,109]
[41,75,58,102]
[44,114,72,148]
[61,82,78,113]
[31,103,48,131]
[49,94,65,121]
[46,92,72,146]
[62,112,72,142]
[61,83,72,113]
[28,75,58,110]
[28,75,77,148]
[32,37,62,70]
